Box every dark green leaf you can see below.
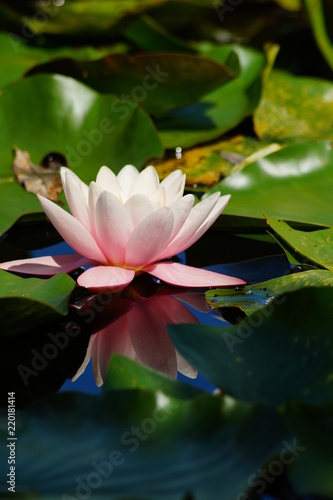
[284,400,333,497]
[104,354,202,399]
[156,44,266,148]
[0,270,75,336]
[0,389,289,498]
[169,287,333,407]
[28,52,234,115]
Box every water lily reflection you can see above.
[72,284,207,386]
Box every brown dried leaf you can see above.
[12,146,63,202]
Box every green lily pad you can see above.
[267,216,333,271]
[169,287,333,407]
[28,52,234,116]
[156,44,266,149]
[284,400,333,497]
[206,270,333,315]
[104,354,202,399]
[125,14,196,53]
[0,386,289,498]
[0,270,76,337]
[210,140,333,228]
[0,32,122,90]
[254,69,333,142]
[0,73,163,234]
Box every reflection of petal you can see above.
[77,266,135,292]
[72,288,205,386]
[127,296,178,378]
[176,350,198,379]
[172,291,212,313]
[71,334,96,382]
[92,316,138,386]
[0,254,90,275]
[145,261,246,287]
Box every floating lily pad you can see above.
[254,69,333,142]
[0,73,163,234]
[156,44,266,148]
[104,354,201,399]
[28,52,234,116]
[0,383,289,498]
[210,140,333,228]
[0,32,121,90]
[285,400,333,497]
[206,270,333,315]
[0,270,76,337]
[169,287,333,407]
[267,216,333,271]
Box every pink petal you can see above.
[77,265,135,292]
[88,182,103,239]
[144,261,246,287]
[157,192,222,260]
[38,195,107,264]
[117,164,139,196]
[0,254,90,275]
[125,207,174,268]
[94,190,133,264]
[124,194,154,227]
[60,168,90,230]
[96,166,121,199]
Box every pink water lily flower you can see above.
[0,165,246,291]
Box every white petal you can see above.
[157,192,221,260]
[161,171,186,206]
[169,194,194,241]
[96,166,121,199]
[117,164,139,196]
[124,194,154,227]
[94,190,133,264]
[125,207,174,268]
[129,166,159,198]
[38,195,107,263]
